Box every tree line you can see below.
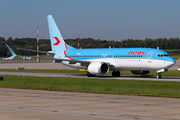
[0,37,180,57]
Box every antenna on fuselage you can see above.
[157,47,159,49]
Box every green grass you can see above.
[1,75,180,98]
[162,49,180,60]
[163,49,180,52]
[170,55,180,60]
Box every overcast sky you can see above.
[0,0,180,41]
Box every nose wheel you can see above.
[156,74,161,79]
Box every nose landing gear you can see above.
[156,73,162,79]
[156,69,168,79]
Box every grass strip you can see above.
[0,75,180,98]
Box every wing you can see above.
[17,48,55,55]
[16,48,90,63]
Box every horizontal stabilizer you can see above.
[17,48,55,55]
[17,55,90,63]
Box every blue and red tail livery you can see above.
[47,15,75,59]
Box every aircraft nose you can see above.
[171,58,176,65]
[170,60,176,66]
[166,58,176,69]
[167,57,176,64]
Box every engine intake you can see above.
[88,62,109,75]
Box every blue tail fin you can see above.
[5,43,16,60]
[47,15,75,59]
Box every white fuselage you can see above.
[62,58,175,71]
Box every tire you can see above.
[87,72,96,77]
[112,71,120,77]
[156,75,161,79]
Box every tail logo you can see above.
[52,37,61,46]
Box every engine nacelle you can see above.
[131,70,150,75]
[88,62,109,75]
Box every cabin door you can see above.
[147,51,153,64]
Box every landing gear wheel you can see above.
[156,74,161,79]
[87,72,96,77]
[112,71,120,77]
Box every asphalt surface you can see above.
[0,88,179,120]
[0,71,180,82]
[0,61,75,70]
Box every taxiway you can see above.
[0,71,180,82]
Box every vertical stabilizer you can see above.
[47,15,75,59]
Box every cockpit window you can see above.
[163,54,169,57]
[158,54,162,57]
[157,54,170,57]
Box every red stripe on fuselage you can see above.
[64,43,76,60]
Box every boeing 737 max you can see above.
[14,15,176,78]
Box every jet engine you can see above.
[131,70,150,75]
[88,62,109,75]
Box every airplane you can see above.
[3,43,16,60]
[13,15,176,79]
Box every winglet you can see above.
[5,43,17,60]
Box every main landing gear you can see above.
[112,71,120,77]
[87,72,96,77]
